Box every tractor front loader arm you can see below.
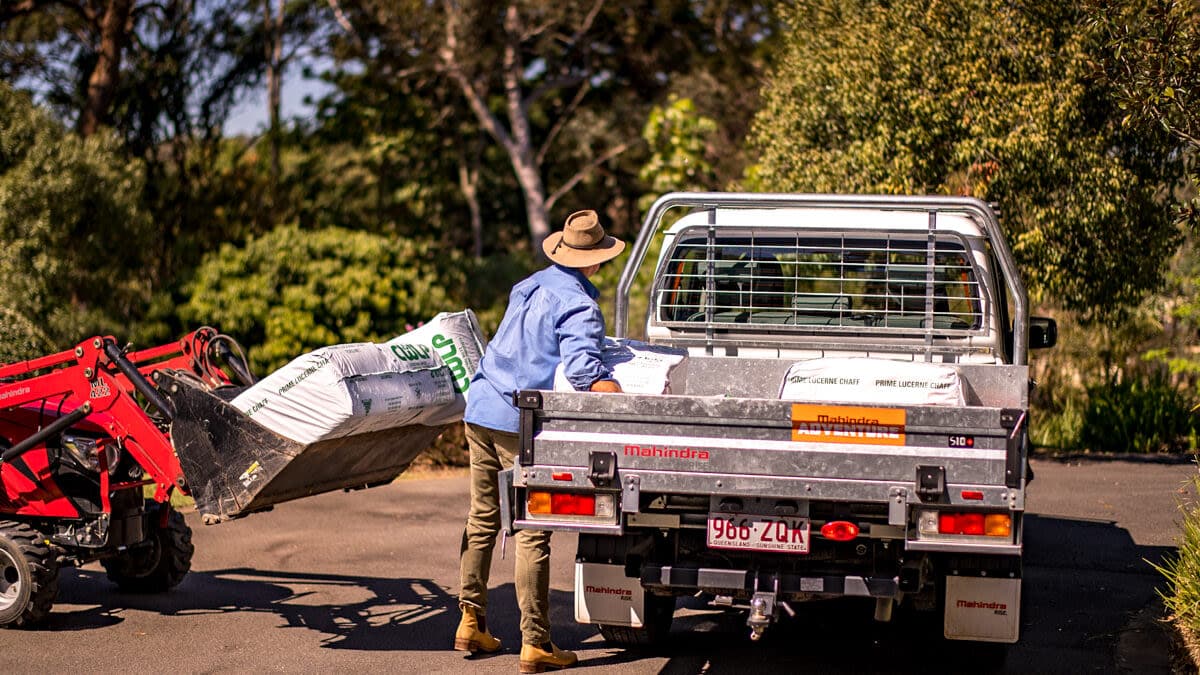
[0,328,252,504]
[0,337,186,502]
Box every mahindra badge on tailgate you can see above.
[790,404,906,445]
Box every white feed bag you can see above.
[779,357,965,407]
[230,310,489,444]
[554,338,688,395]
[385,309,487,401]
[231,342,458,445]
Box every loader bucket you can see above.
[156,371,449,523]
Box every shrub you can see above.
[182,224,468,373]
[412,424,470,470]
[0,83,154,358]
[1080,372,1199,453]
[1030,392,1085,451]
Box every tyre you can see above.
[102,504,193,592]
[597,592,675,647]
[0,521,59,627]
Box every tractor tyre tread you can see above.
[102,506,193,593]
[0,520,59,628]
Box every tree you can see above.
[592,94,719,338]
[748,0,1186,321]
[180,224,468,372]
[1086,0,1200,377]
[0,83,154,358]
[0,0,135,136]
[1087,0,1200,229]
[321,0,779,253]
[0,0,298,294]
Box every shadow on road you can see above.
[639,515,1176,674]
[38,515,1176,672]
[49,567,495,650]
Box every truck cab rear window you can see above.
[656,233,983,332]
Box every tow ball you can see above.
[748,591,793,641]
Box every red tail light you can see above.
[550,492,595,516]
[819,521,860,541]
[938,512,985,535]
[528,491,596,515]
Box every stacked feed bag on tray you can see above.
[554,338,688,395]
[779,357,965,406]
[230,310,487,444]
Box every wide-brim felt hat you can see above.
[543,210,626,268]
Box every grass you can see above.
[1152,470,1200,671]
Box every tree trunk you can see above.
[458,160,484,259]
[441,1,555,254]
[500,5,551,252]
[511,152,551,252]
[265,0,284,220]
[79,0,134,137]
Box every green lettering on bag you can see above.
[390,343,431,361]
[433,333,470,393]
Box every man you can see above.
[454,210,625,673]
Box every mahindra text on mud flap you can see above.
[499,193,1057,648]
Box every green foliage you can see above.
[457,249,539,337]
[1140,234,1200,379]
[589,95,723,338]
[638,95,719,213]
[1088,0,1200,229]
[1080,372,1199,453]
[181,224,468,372]
[1152,470,1200,657]
[0,306,52,364]
[747,0,1184,322]
[1029,390,1085,451]
[0,82,154,360]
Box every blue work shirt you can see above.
[464,264,612,433]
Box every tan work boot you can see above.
[453,604,502,654]
[518,642,578,673]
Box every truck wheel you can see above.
[0,521,59,627]
[597,593,675,647]
[103,505,193,592]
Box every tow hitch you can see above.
[748,591,776,641]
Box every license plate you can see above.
[706,513,810,554]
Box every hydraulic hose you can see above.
[213,338,256,386]
[103,340,175,421]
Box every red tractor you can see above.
[0,328,253,626]
[0,327,448,627]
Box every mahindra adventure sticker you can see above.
[790,404,906,446]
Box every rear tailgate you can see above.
[521,392,1017,500]
[513,360,1028,544]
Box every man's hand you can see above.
[590,379,623,393]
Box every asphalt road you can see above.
[0,457,1192,674]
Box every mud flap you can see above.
[944,575,1021,643]
[158,372,448,522]
[498,468,515,536]
[575,562,646,627]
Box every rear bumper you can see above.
[643,564,899,599]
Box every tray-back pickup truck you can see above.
[500,192,1056,646]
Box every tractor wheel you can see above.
[0,521,59,627]
[597,593,675,648]
[102,504,193,593]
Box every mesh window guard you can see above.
[654,229,985,337]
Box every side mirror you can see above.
[1030,317,1057,350]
